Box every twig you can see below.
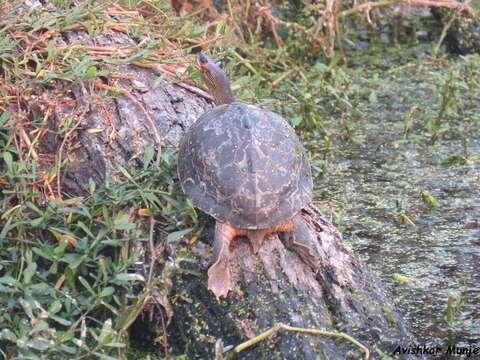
[231,50,264,78]
[19,125,39,161]
[133,61,214,101]
[322,0,336,59]
[29,107,53,159]
[255,9,325,49]
[433,12,457,56]
[56,112,85,199]
[255,4,283,47]
[387,59,442,73]
[182,34,223,49]
[62,21,141,32]
[106,4,140,18]
[120,291,151,333]
[147,218,156,286]
[228,322,370,360]
[174,81,214,101]
[271,69,295,87]
[133,61,177,77]
[160,310,169,356]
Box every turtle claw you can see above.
[208,259,232,300]
[208,222,235,299]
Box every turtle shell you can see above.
[178,102,312,229]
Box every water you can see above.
[311,52,480,346]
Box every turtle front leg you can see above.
[208,222,244,299]
[245,219,300,254]
[246,222,294,254]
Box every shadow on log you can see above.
[28,26,414,359]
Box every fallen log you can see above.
[7,16,414,358]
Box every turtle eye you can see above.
[198,52,209,66]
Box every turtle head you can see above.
[197,51,235,105]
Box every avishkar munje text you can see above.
[393,344,480,357]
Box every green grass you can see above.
[0,2,211,356]
[0,140,198,357]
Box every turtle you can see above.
[177,52,316,299]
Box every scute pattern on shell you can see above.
[178,102,313,229]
